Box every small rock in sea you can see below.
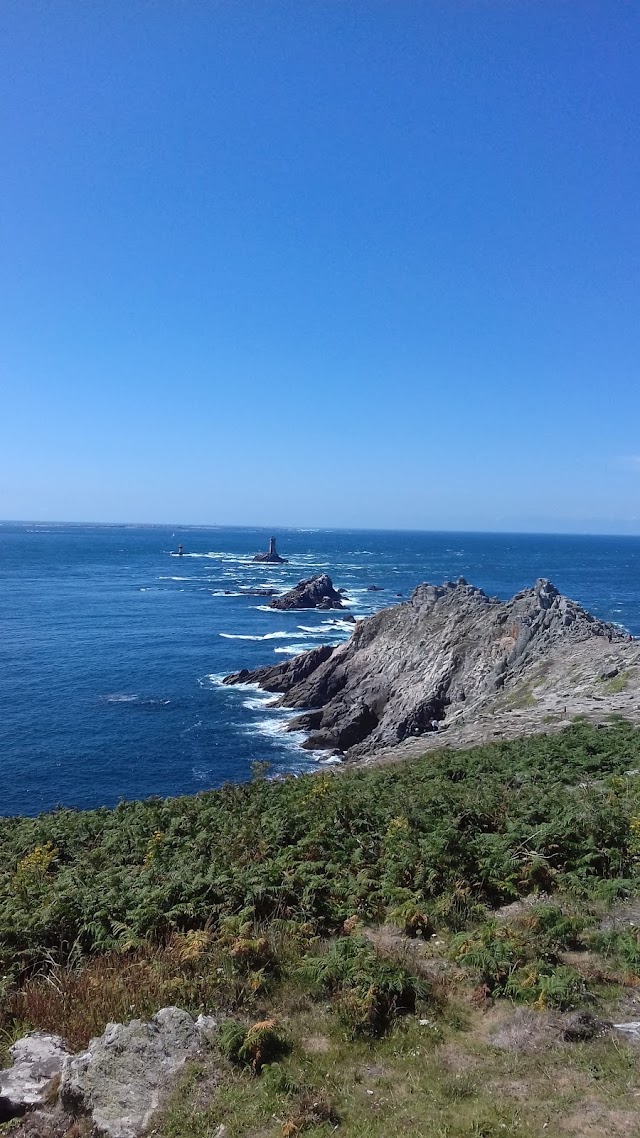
[269,575,344,611]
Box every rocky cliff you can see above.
[225,578,640,758]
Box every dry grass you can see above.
[3,934,255,1050]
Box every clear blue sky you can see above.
[1,1,639,532]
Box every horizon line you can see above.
[2,519,640,540]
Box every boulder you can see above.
[60,1007,217,1138]
[269,574,344,611]
[0,1033,69,1122]
[253,537,287,564]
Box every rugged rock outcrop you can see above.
[60,1008,217,1138]
[268,574,344,611]
[253,537,287,563]
[0,1034,69,1122]
[225,577,636,758]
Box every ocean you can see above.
[1,523,640,818]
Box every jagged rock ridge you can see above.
[225,578,633,757]
[268,573,344,610]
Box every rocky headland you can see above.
[268,573,344,611]
[224,577,640,759]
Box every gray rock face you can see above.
[225,577,632,757]
[268,574,344,611]
[224,643,335,692]
[253,536,287,563]
[60,1007,217,1138]
[0,1034,69,1122]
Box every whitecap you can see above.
[245,716,308,751]
[242,694,277,711]
[318,619,358,634]
[199,673,229,688]
[273,643,314,655]
[219,630,310,641]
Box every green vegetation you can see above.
[602,669,631,694]
[4,721,640,1135]
[3,720,640,972]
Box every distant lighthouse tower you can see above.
[178,544,184,557]
[252,535,288,563]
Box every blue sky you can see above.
[1,1,639,532]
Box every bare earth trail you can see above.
[224,577,640,765]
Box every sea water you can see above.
[1,523,639,817]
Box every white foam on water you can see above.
[318,756,343,765]
[318,619,358,634]
[246,715,308,752]
[199,672,229,688]
[242,694,277,711]
[171,551,254,563]
[273,643,315,655]
[105,694,139,703]
[219,630,310,641]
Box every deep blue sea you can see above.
[2,523,640,818]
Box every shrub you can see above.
[218,1017,290,1073]
[452,911,590,1009]
[302,936,430,1037]
[590,927,640,971]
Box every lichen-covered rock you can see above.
[0,1033,69,1122]
[60,1007,217,1138]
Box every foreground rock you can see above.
[225,577,639,758]
[253,536,287,563]
[60,1007,217,1138]
[0,1034,69,1122]
[268,574,344,611]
